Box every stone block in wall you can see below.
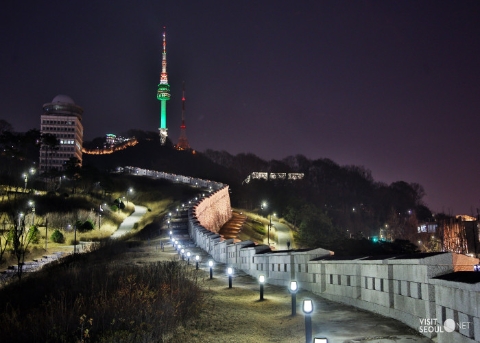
[474,316,480,342]
[458,312,474,339]
[374,277,383,291]
[410,282,420,299]
[401,280,409,296]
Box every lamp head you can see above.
[208,260,213,267]
[290,281,298,293]
[227,267,233,275]
[195,255,200,261]
[259,275,265,284]
[303,299,313,314]
[187,252,191,257]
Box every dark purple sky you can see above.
[2,1,480,214]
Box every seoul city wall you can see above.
[188,185,480,343]
[125,167,480,342]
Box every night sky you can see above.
[2,1,480,214]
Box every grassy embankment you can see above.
[235,210,280,244]
[0,180,206,342]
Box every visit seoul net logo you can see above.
[418,318,471,333]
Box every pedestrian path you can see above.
[111,204,148,238]
[149,213,434,343]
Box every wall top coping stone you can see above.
[431,272,480,291]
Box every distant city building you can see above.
[243,172,304,184]
[105,133,130,148]
[39,95,83,172]
[106,133,116,146]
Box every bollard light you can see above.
[195,255,200,270]
[259,275,265,300]
[187,251,191,264]
[303,299,314,343]
[209,260,214,279]
[290,281,298,316]
[181,248,185,260]
[314,339,328,343]
[227,267,233,288]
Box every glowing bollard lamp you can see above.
[227,267,233,288]
[169,230,172,240]
[181,248,185,260]
[290,281,298,316]
[195,255,200,270]
[186,251,191,265]
[209,260,214,279]
[303,299,313,343]
[259,275,265,300]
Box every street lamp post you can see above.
[227,267,233,288]
[259,275,265,300]
[303,299,314,343]
[290,281,298,316]
[23,173,28,192]
[28,200,35,226]
[44,218,48,251]
[73,224,77,255]
[98,204,103,229]
[209,260,214,279]
[126,188,133,205]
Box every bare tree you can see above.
[8,211,39,280]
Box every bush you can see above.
[50,230,64,243]
[27,226,40,244]
[76,220,95,233]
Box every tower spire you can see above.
[175,81,191,150]
[157,27,170,145]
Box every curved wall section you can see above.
[126,166,480,342]
[193,187,231,233]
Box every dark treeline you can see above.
[203,150,432,254]
[1,123,436,255]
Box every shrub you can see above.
[27,226,40,244]
[50,230,64,243]
[81,220,95,232]
[76,220,95,233]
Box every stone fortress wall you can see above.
[189,186,480,343]
[128,167,480,343]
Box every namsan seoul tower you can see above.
[157,28,170,145]
[175,82,191,150]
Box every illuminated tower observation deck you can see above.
[157,29,170,145]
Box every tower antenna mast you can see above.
[157,27,171,145]
[175,81,190,150]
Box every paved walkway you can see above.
[145,214,434,343]
[111,205,148,238]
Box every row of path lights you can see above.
[253,275,325,342]
[168,222,327,342]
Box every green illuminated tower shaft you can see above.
[157,29,170,145]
